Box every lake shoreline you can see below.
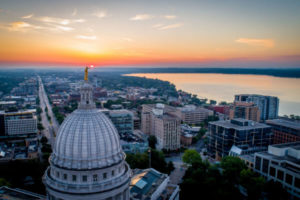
[125,73,300,116]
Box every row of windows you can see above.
[54,168,119,183]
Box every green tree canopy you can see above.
[182,149,201,165]
[148,135,157,149]
[221,156,247,183]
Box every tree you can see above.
[240,169,265,199]
[264,180,289,200]
[182,149,201,165]
[37,123,44,131]
[40,136,48,145]
[148,135,157,149]
[167,161,175,173]
[219,101,228,105]
[221,156,247,184]
[209,100,217,105]
[0,178,11,187]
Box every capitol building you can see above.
[43,67,131,200]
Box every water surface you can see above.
[126,73,300,116]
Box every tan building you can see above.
[141,104,177,135]
[175,105,213,125]
[181,133,193,147]
[141,104,180,150]
[229,102,260,122]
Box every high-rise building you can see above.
[141,104,177,135]
[141,104,180,150]
[175,105,213,125]
[266,119,300,144]
[254,142,300,199]
[208,118,273,160]
[43,68,131,200]
[0,109,37,137]
[234,94,279,121]
[229,102,260,122]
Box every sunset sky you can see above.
[0,0,300,68]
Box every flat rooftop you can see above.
[271,141,300,150]
[209,119,270,130]
[130,168,167,199]
[266,119,300,131]
[0,109,36,115]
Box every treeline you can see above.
[126,149,174,175]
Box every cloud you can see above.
[164,15,176,20]
[72,8,77,16]
[93,10,107,18]
[156,23,183,30]
[235,38,274,48]
[22,14,34,19]
[2,21,43,32]
[152,24,164,28]
[56,26,74,32]
[76,35,97,40]
[130,14,154,21]
[36,16,85,25]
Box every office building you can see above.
[266,119,300,144]
[254,142,300,199]
[208,118,272,160]
[229,102,260,122]
[108,109,134,136]
[234,94,279,121]
[130,168,179,200]
[175,105,213,125]
[0,109,37,137]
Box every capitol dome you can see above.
[43,67,131,200]
[51,109,124,169]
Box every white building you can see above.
[254,142,300,199]
[0,109,37,137]
[43,68,131,200]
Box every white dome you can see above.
[51,109,124,169]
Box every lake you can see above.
[126,73,300,116]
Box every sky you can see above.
[0,0,300,68]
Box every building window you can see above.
[277,170,284,181]
[262,159,269,174]
[56,171,60,178]
[295,178,300,189]
[269,167,276,177]
[82,175,87,182]
[112,170,114,176]
[286,174,293,185]
[103,173,107,179]
[72,175,77,182]
[63,174,67,180]
[255,156,261,171]
[93,174,98,182]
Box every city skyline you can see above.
[0,0,300,68]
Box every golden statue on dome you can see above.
[84,65,94,81]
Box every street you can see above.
[38,76,59,147]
